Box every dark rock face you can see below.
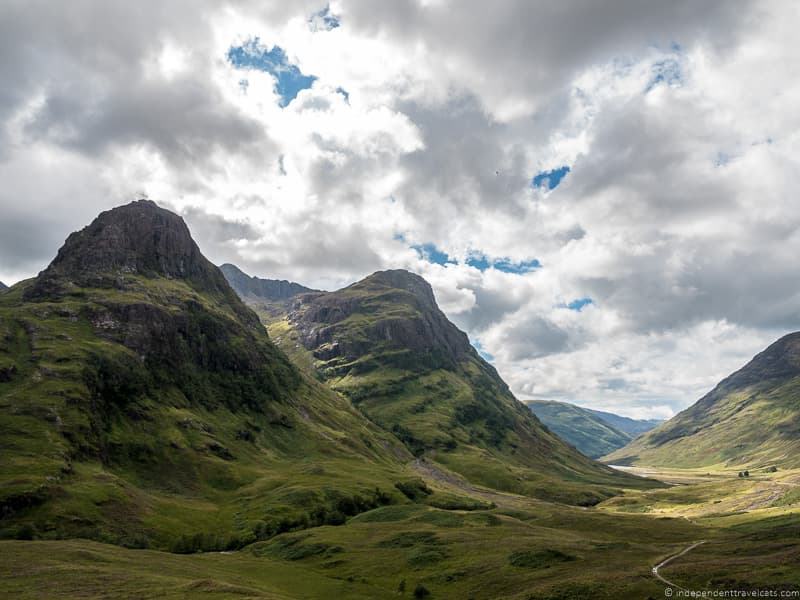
[21,199,297,410]
[27,200,234,301]
[0,281,7,292]
[220,263,317,302]
[288,269,474,372]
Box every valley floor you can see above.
[2,467,799,599]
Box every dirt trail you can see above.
[652,541,706,591]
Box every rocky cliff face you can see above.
[287,269,474,373]
[220,263,317,303]
[21,200,295,409]
[27,200,235,302]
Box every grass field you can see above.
[3,465,799,599]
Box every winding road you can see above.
[652,541,706,591]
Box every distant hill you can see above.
[583,407,662,438]
[525,401,659,458]
[0,281,6,292]
[220,263,317,303]
[606,332,800,469]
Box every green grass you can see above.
[606,334,800,470]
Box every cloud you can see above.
[1,0,798,418]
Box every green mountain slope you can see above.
[254,269,655,505]
[0,200,413,549]
[583,408,661,438]
[605,332,800,469]
[525,400,633,458]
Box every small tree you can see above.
[743,470,750,477]
[738,472,744,478]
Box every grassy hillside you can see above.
[605,332,800,469]
[257,269,657,506]
[0,202,417,550]
[583,408,661,438]
[525,400,633,458]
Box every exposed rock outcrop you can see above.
[287,269,474,372]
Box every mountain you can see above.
[605,332,800,469]
[253,268,654,505]
[525,400,636,458]
[220,263,317,303]
[583,407,662,438]
[0,200,411,549]
[0,282,6,292]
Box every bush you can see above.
[413,584,431,598]
[15,524,35,540]
[395,479,432,501]
[508,548,575,569]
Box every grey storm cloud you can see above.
[0,0,276,170]
[342,0,751,112]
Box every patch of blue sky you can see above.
[472,339,495,362]
[227,38,317,107]
[645,57,682,93]
[466,253,540,273]
[532,166,570,190]
[565,297,593,311]
[308,5,340,31]
[411,243,455,266]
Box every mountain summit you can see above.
[606,332,800,468]
[250,266,649,505]
[288,269,473,372]
[28,200,232,299]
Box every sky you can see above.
[1,1,799,419]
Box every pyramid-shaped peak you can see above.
[29,200,230,298]
[355,269,437,307]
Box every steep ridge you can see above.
[525,400,634,458]
[0,282,7,292]
[606,332,800,468]
[258,269,655,505]
[220,263,317,303]
[0,201,410,549]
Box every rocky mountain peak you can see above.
[352,269,438,309]
[288,269,473,373]
[28,200,232,298]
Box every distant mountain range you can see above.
[525,400,661,458]
[606,332,800,469]
[0,281,6,292]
